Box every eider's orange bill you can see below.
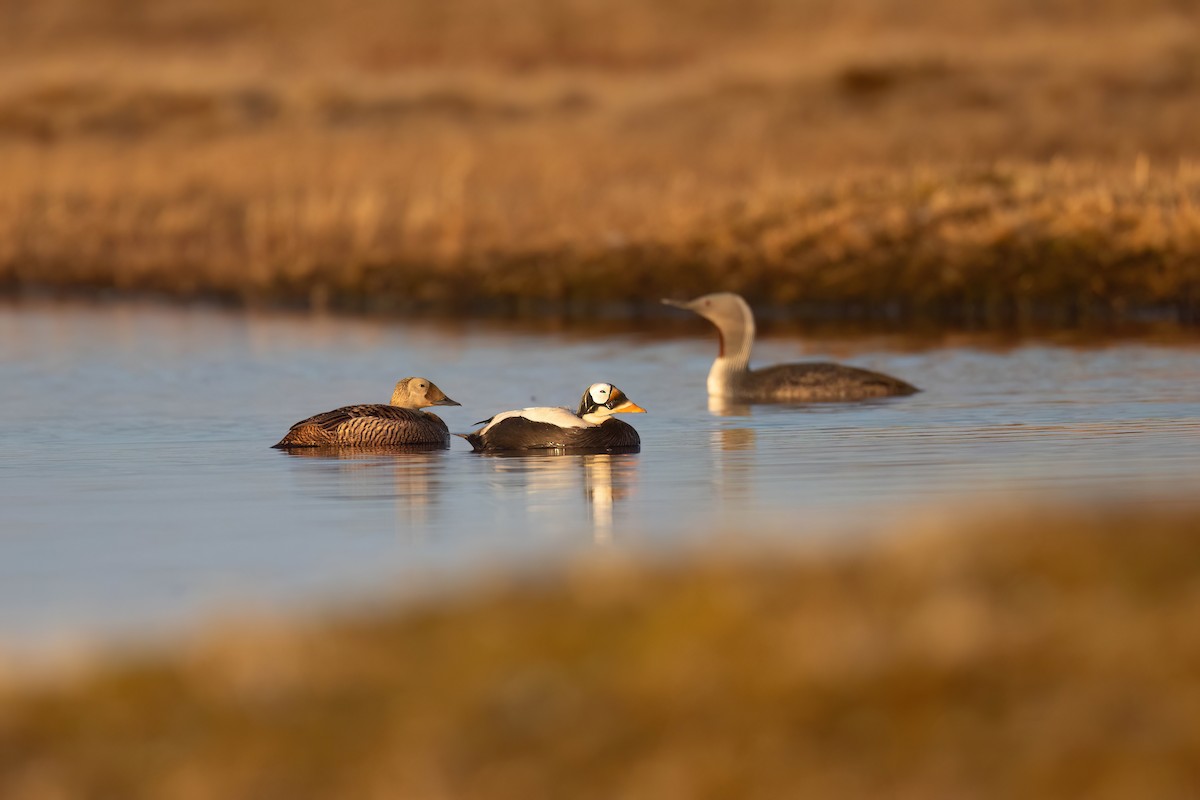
[614,400,647,414]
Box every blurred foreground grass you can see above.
[1,0,1199,324]
[2,506,1199,799]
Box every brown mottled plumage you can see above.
[273,377,459,448]
[462,382,646,453]
[663,292,918,402]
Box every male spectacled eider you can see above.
[663,292,918,402]
[461,383,646,453]
[273,377,460,448]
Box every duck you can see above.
[462,382,646,453]
[273,377,460,448]
[663,292,918,402]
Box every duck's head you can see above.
[391,377,461,409]
[578,382,647,423]
[662,293,754,355]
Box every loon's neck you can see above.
[706,315,754,397]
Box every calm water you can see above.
[3,301,1199,650]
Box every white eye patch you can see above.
[588,383,612,404]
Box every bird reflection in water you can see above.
[478,451,640,545]
[711,426,757,510]
[707,395,753,417]
[706,394,758,507]
[581,454,636,545]
[276,445,446,532]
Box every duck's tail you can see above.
[454,432,486,452]
[272,429,320,448]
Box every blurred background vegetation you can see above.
[1,0,1198,322]
[4,506,1200,798]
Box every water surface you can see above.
[3,301,1199,649]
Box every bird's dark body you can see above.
[464,417,641,453]
[273,405,450,448]
[738,362,919,402]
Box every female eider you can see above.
[273,377,460,448]
[463,383,646,453]
[663,292,918,402]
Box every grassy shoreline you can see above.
[3,1,1199,326]
[5,164,1200,326]
[2,505,1199,798]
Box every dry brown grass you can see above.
[2,0,1200,323]
[2,505,1200,799]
